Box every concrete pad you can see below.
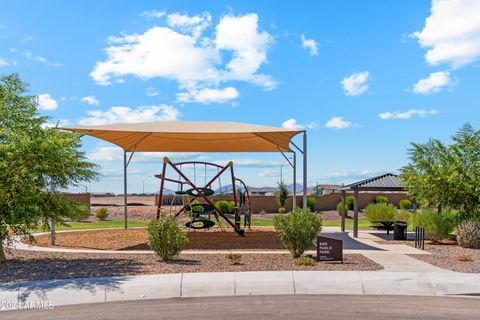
[0,284,19,311]
[106,274,181,302]
[362,252,445,272]
[425,272,480,296]
[235,271,294,296]
[17,277,107,307]
[360,272,436,296]
[182,272,234,297]
[293,271,364,295]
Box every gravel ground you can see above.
[374,238,480,273]
[407,243,480,273]
[1,250,382,283]
[32,228,293,251]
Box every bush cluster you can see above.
[95,208,109,221]
[274,207,322,258]
[294,256,316,266]
[278,207,286,214]
[148,212,189,261]
[394,210,411,223]
[226,253,242,265]
[215,200,235,214]
[410,209,455,241]
[306,196,316,212]
[456,218,480,249]
[364,203,396,223]
[399,199,412,210]
[374,195,389,204]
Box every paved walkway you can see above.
[2,271,479,311]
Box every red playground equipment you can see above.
[156,157,251,236]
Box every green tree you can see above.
[275,181,289,209]
[400,123,480,216]
[0,74,98,261]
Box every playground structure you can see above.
[156,158,251,236]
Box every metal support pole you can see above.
[341,190,346,232]
[293,152,296,209]
[50,183,56,245]
[302,131,307,209]
[123,150,128,229]
[353,189,359,238]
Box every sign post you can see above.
[316,236,343,263]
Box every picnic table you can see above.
[370,221,395,235]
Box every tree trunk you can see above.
[437,203,443,214]
[0,239,6,262]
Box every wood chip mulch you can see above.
[1,250,382,283]
[31,228,295,251]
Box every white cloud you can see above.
[140,10,165,19]
[81,95,100,106]
[23,50,61,67]
[88,144,203,162]
[379,108,438,120]
[413,0,480,68]
[300,33,318,56]
[41,119,69,129]
[325,117,352,129]
[37,94,58,111]
[0,57,9,67]
[167,12,211,39]
[259,169,281,178]
[177,86,239,104]
[281,118,317,130]
[146,87,159,97]
[413,71,452,94]
[91,12,274,104]
[341,71,370,96]
[78,104,180,125]
[215,159,283,168]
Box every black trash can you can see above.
[393,221,407,240]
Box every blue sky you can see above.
[1,1,479,193]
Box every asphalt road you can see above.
[2,295,479,320]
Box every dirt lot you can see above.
[2,250,382,283]
[32,228,295,251]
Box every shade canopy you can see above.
[63,121,303,152]
[340,173,405,192]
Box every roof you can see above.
[63,121,302,152]
[340,173,405,191]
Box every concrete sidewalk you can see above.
[2,271,479,311]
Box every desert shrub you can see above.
[215,200,235,214]
[226,253,242,265]
[336,202,346,216]
[148,212,189,261]
[394,210,411,223]
[456,207,480,224]
[275,182,289,208]
[456,218,480,249]
[67,202,91,222]
[278,207,286,214]
[399,199,412,210]
[410,209,456,241]
[306,196,316,212]
[374,195,389,204]
[345,196,355,210]
[274,207,322,258]
[259,210,267,215]
[95,208,109,221]
[294,256,316,266]
[364,203,396,223]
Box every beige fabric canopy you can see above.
[64,121,303,152]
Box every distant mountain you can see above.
[287,183,303,193]
[214,184,244,194]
